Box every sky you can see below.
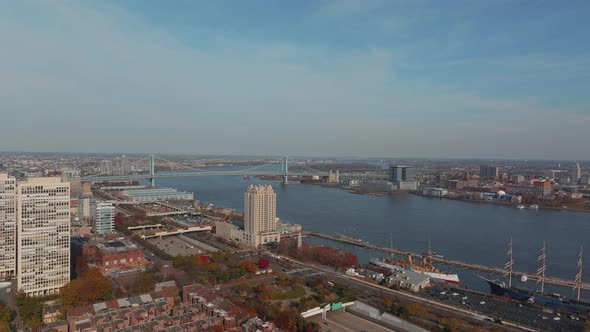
[0,1,589,160]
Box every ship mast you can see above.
[537,241,547,293]
[504,238,514,288]
[574,245,583,301]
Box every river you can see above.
[152,174,590,297]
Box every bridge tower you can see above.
[281,156,289,185]
[149,154,156,188]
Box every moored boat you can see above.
[479,275,590,314]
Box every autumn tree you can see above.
[240,260,259,273]
[133,271,155,293]
[258,257,270,269]
[60,268,113,310]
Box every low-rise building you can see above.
[243,317,279,332]
[421,188,448,197]
[121,188,194,202]
[386,269,430,292]
[65,289,178,332]
[215,221,245,243]
[42,300,62,325]
[83,238,148,273]
[276,221,302,234]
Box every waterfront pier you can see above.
[306,231,590,291]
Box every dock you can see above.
[306,231,590,291]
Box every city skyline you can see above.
[1,1,589,159]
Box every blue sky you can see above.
[1,0,589,159]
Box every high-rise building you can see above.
[99,160,112,175]
[92,202,115,235]
[78,196,92,219]
[0,174,17,278]
[17,177,70,296]
[479,165,499,179]
[243,185,280,247]
[389,166,417,190]
[573,163,582,183]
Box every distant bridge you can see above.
[82,154,387,186]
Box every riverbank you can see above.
[412,193,590,213]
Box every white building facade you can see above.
[92,202,115,235]
[0,174,17,277]
[244,185,280,247]
[17,177,70,296]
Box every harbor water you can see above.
[153,174,590,298]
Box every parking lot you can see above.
[421,285,586,332]
[146,234,218,257]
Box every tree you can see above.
[240,260,259,273]
[257,285,275,303]
[0,304,11,323]
[0,304,11,332]
[441,317,459,332]
[60,268,113,310]
[258,257,270,269]
[114,212,125,225]
[133,271,155,293]
[407,303,427,317]
[16,291,45,329]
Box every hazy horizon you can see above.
[1,1,589,159]
[1,149,588,163]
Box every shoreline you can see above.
[258,178,590,213]
[412,193,590,213]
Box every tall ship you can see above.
[370,240,460,284]
[481,240,590,315]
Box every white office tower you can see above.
[17,177,70,296]
[92,201,115,235]
[573,163,582,183]
[243,185,280,247]
[0,174,17,278]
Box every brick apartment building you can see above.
[82,238,148,273]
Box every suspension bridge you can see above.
[81,154,387,186]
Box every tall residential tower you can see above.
[0,174,17,278]
[243,185,280,247]
[17,177,70,296]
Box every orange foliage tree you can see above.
[60,268,113,310]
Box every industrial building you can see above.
[121,187,194,202]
